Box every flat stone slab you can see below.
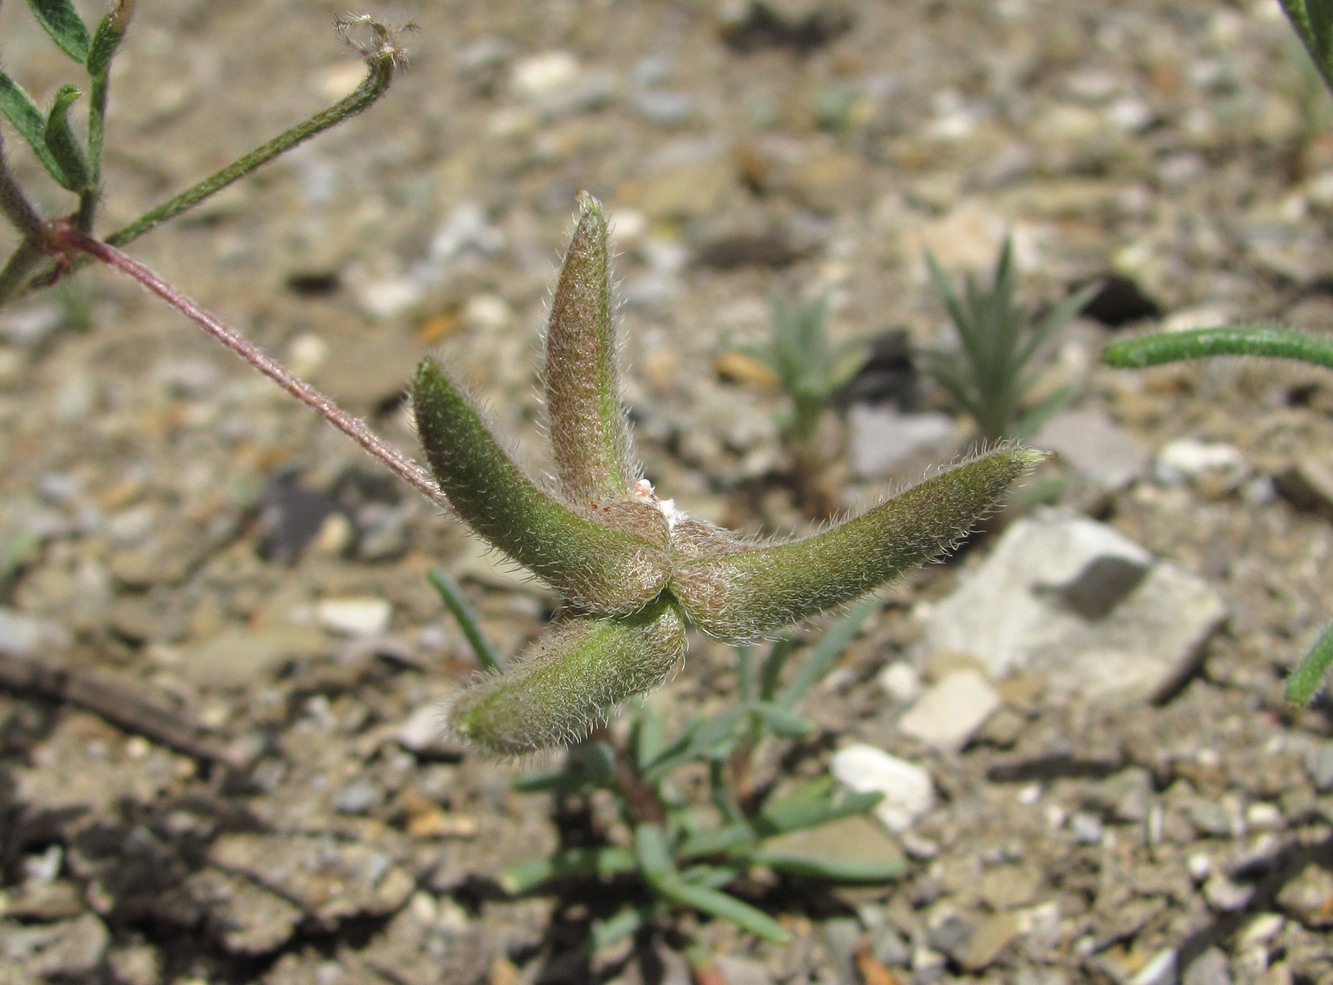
[923,508,1228,703]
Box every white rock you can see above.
[354,276,424,321]
[847,405,955,480]
[316,596,392,637]
[511,50,580,100]
[877,662,923,704]
[396,704,459,757]
[898,669,1001,751]
[1154,438,1249,488]
[830,744,935,833]
[1036,409,1150,491]
[923,508,1227,703]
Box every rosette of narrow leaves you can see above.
[413,194,1043,754]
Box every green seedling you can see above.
[743,293,866,516]
[923,237,1096,443]
[434,568,906,962]
[413,194,1043,754]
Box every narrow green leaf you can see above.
[1015,384,1075,441]
[755,776,883,837]
[545,192,640,501]
[427,567,502,672]
[672,446,1046,642]
[1019,281,1098,369]
[512,741,616,794]
[631,703,668,771]
[650,875,788,942]
[776,595,879,709]
[1286,621,1333,704]
[448,602,686,755]
[28,0,90,62]
[750,850,908,882]
[500,845,636,894]
[744,701,816,739]
[85,3,133,77]
[758,634,797,701]
[1103,325,1333,371]
[677,822,756,860]
[413,356,672,614]
[632,822,674,878]
[0,71,66,183]
[590,908,649,951]
[42,85,89,192]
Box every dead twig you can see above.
[0,651,239,767]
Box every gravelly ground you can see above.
[2,1,1333,983]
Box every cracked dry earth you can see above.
[3,1,1333,983]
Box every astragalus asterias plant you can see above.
[413,193,1044,754]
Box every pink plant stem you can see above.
[59,225,447,507]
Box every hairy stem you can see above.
[1104,325,1333,370]
[104,18,402,249]
[56,225,446,507]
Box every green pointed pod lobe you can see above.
[449,600,688,754]
[670,446,1046,642]
[545,192,639,501]
[413,356,670,614]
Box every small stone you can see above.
[1,880,83,920]
[1187,799,1238,838]
[1129,947,1178,985]
[396,704,463,759]
[0,607,72,657]
[27,913,110,979]
[316,596,392,637]
[1182,947,1232,985]
[633,89,695,127]
[1036,409,1150,491]
[1303,741,1333,791]
[978,864,1044,910]
[926,908,975,962]
[898,669,1001,751]
[830,744,935,833]
[1275,459,1333,520]
[1237,913,1285,950]
[960,911,1021,971]
[1069,812,1104,844]
[333,782,380,815]
[1154,439,1249,493]
[710,955,775,985]
[877,662,923,704]
[1245,802,1284,831]
[1275,863,1333,928]
[183,624,326,688]
[354,276,424,321]
[847,405,956,480]
[1085,767,1156,824]
[924,509,1227,704]
[1203,873,1253,913]
[510,50,580,100]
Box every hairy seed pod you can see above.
[671,446,1046,642]
[449,600,687,754]
[544,192,639,501]
[413,357,671,614]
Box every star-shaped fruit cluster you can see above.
[412,194,1041,754]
